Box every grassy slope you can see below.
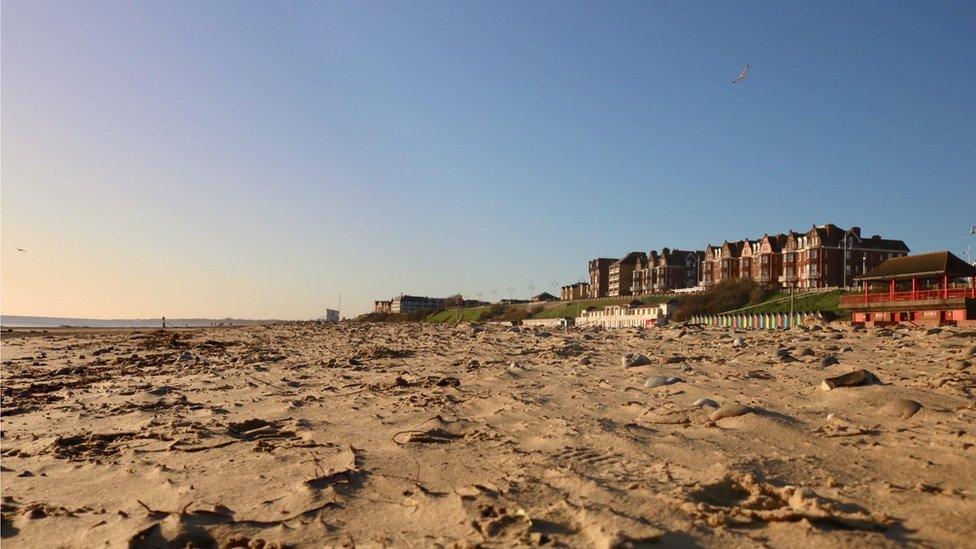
[721,289,850,317]
[425,294,680,323]
[425,307,491,323]
[386,290,849,323]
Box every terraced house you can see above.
[788,224,910,289]
[740,234,788,287]
[652,248,704,292]
[701,241,744,288]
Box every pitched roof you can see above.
[612,251,648,266]
[810,224,845,246]
[857,236,910,252]
[722,241,744,257]
[857,251,976,281]
[765,234,786,253]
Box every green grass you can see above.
[423,294,680,323]
[722,289,851,318]
[425,307,491,323]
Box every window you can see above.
[810,249,818,259]
[761,256,769,264]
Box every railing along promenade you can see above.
[840,287,976,306]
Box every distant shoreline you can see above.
[0,315,281,329]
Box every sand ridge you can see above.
[1,322,974,547]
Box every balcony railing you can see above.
[840,287,976,306]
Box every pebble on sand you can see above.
[821,369,877,391]
[693,398,719,408]
[879,398,922,419]
[819,356,840,367]
[622,354,651,368]
[949,359,970,370]
[709,404,753,422]
[644,376,682,388]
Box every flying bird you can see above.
[16,248,27,253]
[732,64,750,85]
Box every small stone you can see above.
[821,369,877,391]
[393,376,410,387]
[622,354,651,368]
[879,399,922,419]
[795,346,814,357]
[709,404,753,421]
[820,356,840,367]
[692,398,719,408]
[963,345,976,357]
[732,336,745,348]
[950,359,970,370]
[645,376,682,388]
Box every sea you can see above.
[0,315,276,328]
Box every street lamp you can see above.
[838,228,860,289]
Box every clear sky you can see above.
[2,1,975,318]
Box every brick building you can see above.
[608,251,647,297]
[652,248,704,292]
[560,282,590,301]
[697,224,909,290]
[785,224,909,289]
[702,241,745,287]
[588,258,617,298]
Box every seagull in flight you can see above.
[732,64,750,85]
[16,248,27,253]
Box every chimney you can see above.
[850,226,861,238]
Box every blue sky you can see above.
[2,1,974,318]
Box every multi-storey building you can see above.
[702,241,745,287]
[631,250,656,296]
[588,258,617,298]
[374,300,392,313]
[560,282,590,301]
[755,234,788,286]
[631,248,704,294]
[652,248,704,292]
[391,295,444,313]
[784,224,909,289]
[608,252,647,297]
[738,239,760,282]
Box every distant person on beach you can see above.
[162,316,166,329]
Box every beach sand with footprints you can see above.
[1,322,975,547]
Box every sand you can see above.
[1,321,974,547]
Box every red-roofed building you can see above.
[840,251,976,326]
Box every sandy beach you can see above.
[2,321,974,547]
